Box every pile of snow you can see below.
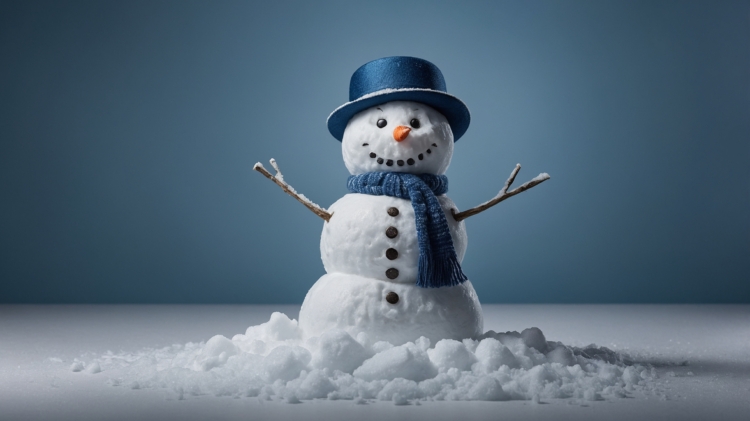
[71,312,656,404]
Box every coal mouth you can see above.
[364,143,437,167]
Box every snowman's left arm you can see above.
[451,164,550,222]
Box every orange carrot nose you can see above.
[393,126,411,142]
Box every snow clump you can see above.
[73,312,656,404]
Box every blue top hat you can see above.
[327,56,471,142]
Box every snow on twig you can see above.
[253,159,332,222]
[452,164,550,222]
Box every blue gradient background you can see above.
[1,0,748,303]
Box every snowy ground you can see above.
[1,304,748,421]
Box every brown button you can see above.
[385,291,399,304]
[386,268,399,279]
[386,248,398,260]
[385,226,398,238]
[387,207,399,217]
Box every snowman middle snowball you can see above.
[299,101,483,346]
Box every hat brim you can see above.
[326,88,470,142]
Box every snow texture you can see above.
[73,312,657,405]
[321,194,467,284]
[534,173,551,182]
[253,161,327,211]
[299,273,483,345]
[312,192,478,344]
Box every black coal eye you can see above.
[410,118,421,129]
[376,119,387,128]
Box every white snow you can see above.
[267,100,546,350]
[534,172,551,182]
[320,194,468,284]
[4,304,750,420]
[268,158,284,182]
[66,311,659,405]
[309,191,478,345]
[84,361,102,374]
[299,273,482,345]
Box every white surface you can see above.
[1,304,749,421]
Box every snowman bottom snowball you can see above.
[300,273,483,346]
[253,56,549,345]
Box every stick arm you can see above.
[253,159,332,222]
[452,164,550,222]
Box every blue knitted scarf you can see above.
[347,172,468,288]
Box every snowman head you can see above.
[328,57,471,174]
[342,101,454,175]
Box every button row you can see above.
[385,207,399,278]
[385,207,399,281]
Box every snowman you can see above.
[255,57,549,346]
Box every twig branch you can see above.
[253,159,332,222]
[452,164,550,222]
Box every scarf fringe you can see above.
[417,252,468,288]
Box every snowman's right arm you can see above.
[452,164,550,222]
[253,159,333,222]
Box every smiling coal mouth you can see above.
[363,143,437,167]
